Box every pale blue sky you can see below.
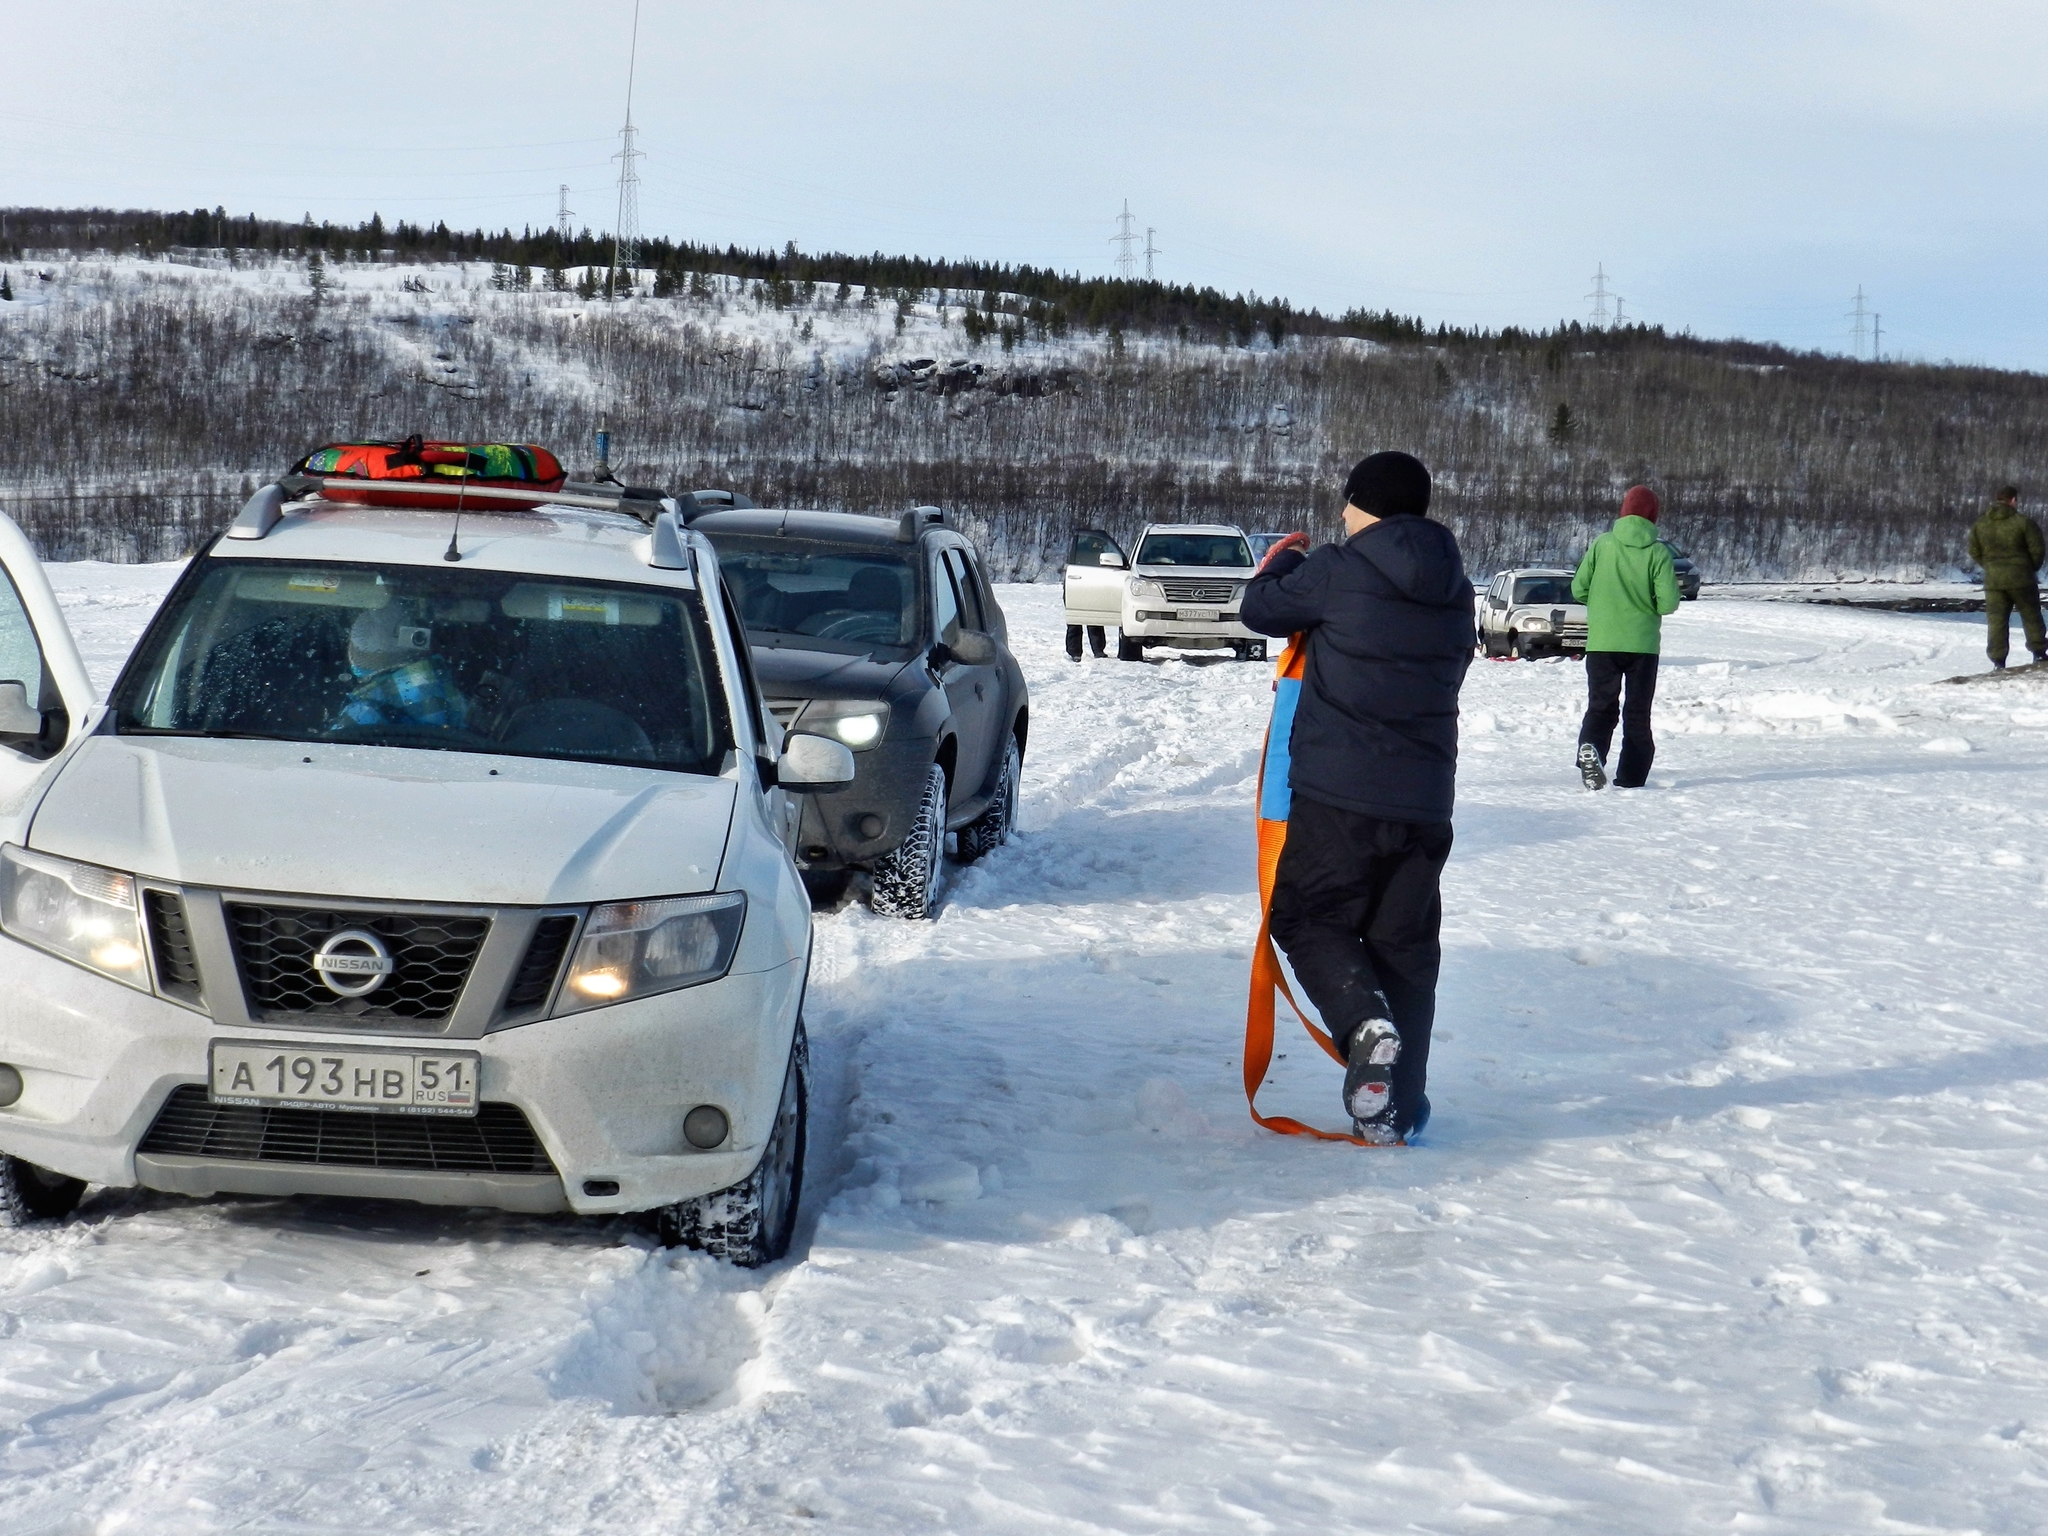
[5,1,2044,367]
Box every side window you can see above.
[944,550,984,631]
[1068,530,1122,566]
[959,548,999,633]
[0,568,48,709]
[717,578,770,750]
[930,550,961,643]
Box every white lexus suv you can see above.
[1114,523,1266,662]
[0,474,854,1265]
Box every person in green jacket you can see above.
[1966,485,2045,670]
[1571,485,1681,789]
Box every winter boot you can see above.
[1577,742,1608,791]
[1342,1012,1401,1127]
[1397,1093,1431,1143]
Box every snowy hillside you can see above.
[3,570,2045,1533]
[0,249,2016,581]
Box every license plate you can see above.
[1176,608,1220,623]
[209,1041,481,1117]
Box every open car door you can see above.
[0,512,98,845]
[1063,529,1126,627]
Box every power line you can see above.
[1586,263,1613,327]
[556,184,575,242]
[1144,226,1160,282]
[1111,199,1138,280]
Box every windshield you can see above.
[110,559,732,774]
[1513,577,1574,605]
[1136,532,1251,568]
[709,537,918,654]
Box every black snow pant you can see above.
[1065,624,1108,658]
[1984,584,2046,664]
[1579,651,1659,788]
[1268,794,1451,1132]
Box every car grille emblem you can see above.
[312,929,396,998]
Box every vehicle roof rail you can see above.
[681,489,756,520]
[227,483,287,541]
[282,474,673,526]
[897,505,946,542]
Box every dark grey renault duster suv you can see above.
[693,506,1028,919]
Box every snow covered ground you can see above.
[5,564,2048,1534]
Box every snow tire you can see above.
[0,1155,85,1227]
[869,763,945,919]
[956,735,1019,864]
[657,1023,808,1268]
[1116,635,1143,662]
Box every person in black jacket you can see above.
[1240,451,1475,1141]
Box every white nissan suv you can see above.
[0,474,854,1265]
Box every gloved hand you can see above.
[1257,532,1311,573]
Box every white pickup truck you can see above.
[0,468,855,1265]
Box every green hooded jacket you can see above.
[1572,515,1682,654]
[1967,502,2045,590]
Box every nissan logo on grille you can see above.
[312,929,396,998]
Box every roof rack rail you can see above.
[897,506,946,543]
[677,489,755,522]
[269,474,672,526]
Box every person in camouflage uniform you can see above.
[1967,485,2046,670]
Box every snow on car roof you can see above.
[207,498,697,588]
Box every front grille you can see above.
[1159,579,1239,605]
[225,903,488,1023]
[144,890,202,1003]
[503,915,577,1013]
[140,1085,554,1174]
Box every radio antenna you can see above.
[444,458,468,562]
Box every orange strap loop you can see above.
[1244,636,1401,1148]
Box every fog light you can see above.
[0,1064,21,1108]
[683,1104,729,1149]
[856,813,885,839]
[582,1179,621,1198]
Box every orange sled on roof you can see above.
[291,437,568,511]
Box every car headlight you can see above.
[0,844,150,991]
[1518,616,1553,633]
[796,698,890,750]
[559,891,746,1011]
[1128,577,1164,601]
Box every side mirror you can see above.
[1097,552,1125,568]
[0,680,43,742]
[938,629,997,666]
[779,733,856,793]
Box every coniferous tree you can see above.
[0,272,11,302]
[1549,402,1578,444]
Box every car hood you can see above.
[27,736,736,905]
[1131,564,1252,586]
[1512,601,1586,618]
[750,645,915,700]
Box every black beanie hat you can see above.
[1343,451,1431,518]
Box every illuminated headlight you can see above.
[1518,616,1554,633]
[0,844,150,990]
[560,892,745,1010]
[796,698,890,750]
[1127,577,1164,601]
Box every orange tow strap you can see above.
[1244,635,1402,1147]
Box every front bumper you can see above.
[1120,610,1259,646]
[785,734,935,870]
[0,935,803,1216]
